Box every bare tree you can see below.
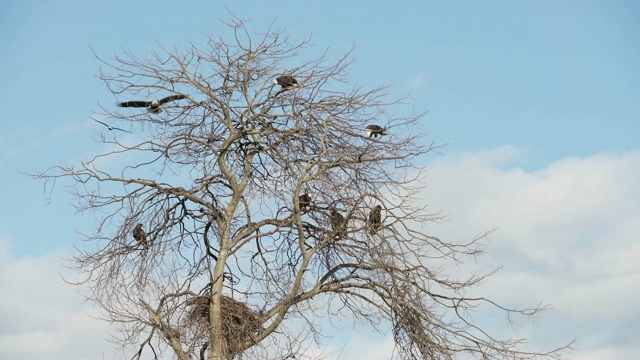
[30,18,572,360]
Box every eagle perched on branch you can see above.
[298,193,314,212]
[118,94,187,114]
[368,205,382,235]
[330,208,347,239]
[273,75,299,96]
[133,224,149,249]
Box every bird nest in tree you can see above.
[185,295,264,356]
[392,302,440,359]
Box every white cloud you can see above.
[0,237,117,360]
[419,148,640,357]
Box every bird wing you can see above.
[118,101,151,108]
[158,94,187,105]
[111,126,132,133]
[93,119,110,127]
[285,76,298,85]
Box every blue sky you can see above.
[1,1,639,359]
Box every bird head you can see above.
[273,79,279,85]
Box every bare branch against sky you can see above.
[29,18,573,360]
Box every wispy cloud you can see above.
[404,72,426,90]
[0,120,88,166]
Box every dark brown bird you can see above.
[365,125,388,138]
[368,205,382,235]
[273,75,299,95]
[330,208,346,238]
[133,223,148,249]
[298,192,314,211]
[118,94,187,114]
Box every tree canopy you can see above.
[32,18,571,360]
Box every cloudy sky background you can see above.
[1,1,638,359]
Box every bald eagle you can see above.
[298,192,314,211]
[368,205,382,235]
[118,94,187,114]
[365,125,388,138]
[93,119,131,133]
[273,75,299,96]
[133,224,149,249]
[330,208,347,238]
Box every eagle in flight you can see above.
[93,119,131,133]
[118,94,187,114]
[365,125,388,138]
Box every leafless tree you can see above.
[30,17,572,360]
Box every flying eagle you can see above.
[298,192,314,211]
[273,75,299,96]
[93,119,131,133]
[330,208,347,238]
[133,223,149,249]
[365,125,388,138]
[118,94,187,114]
[368,205,382,235]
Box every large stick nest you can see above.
[185,295,264,356]
[392,301,444,360]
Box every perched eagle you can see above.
[330,208,347,238]
[133,223,149,249]
[93,119,131,133]
[368,205,383,235]
[298,192,314,211]
[273,75,299,96]
[118,94,187,114]
[274,75,298,88]
[365,125,388,138]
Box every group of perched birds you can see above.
[299,192,383,237]
[133,197,383,248]
[127,74,385,248]
[336,203,382,236]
